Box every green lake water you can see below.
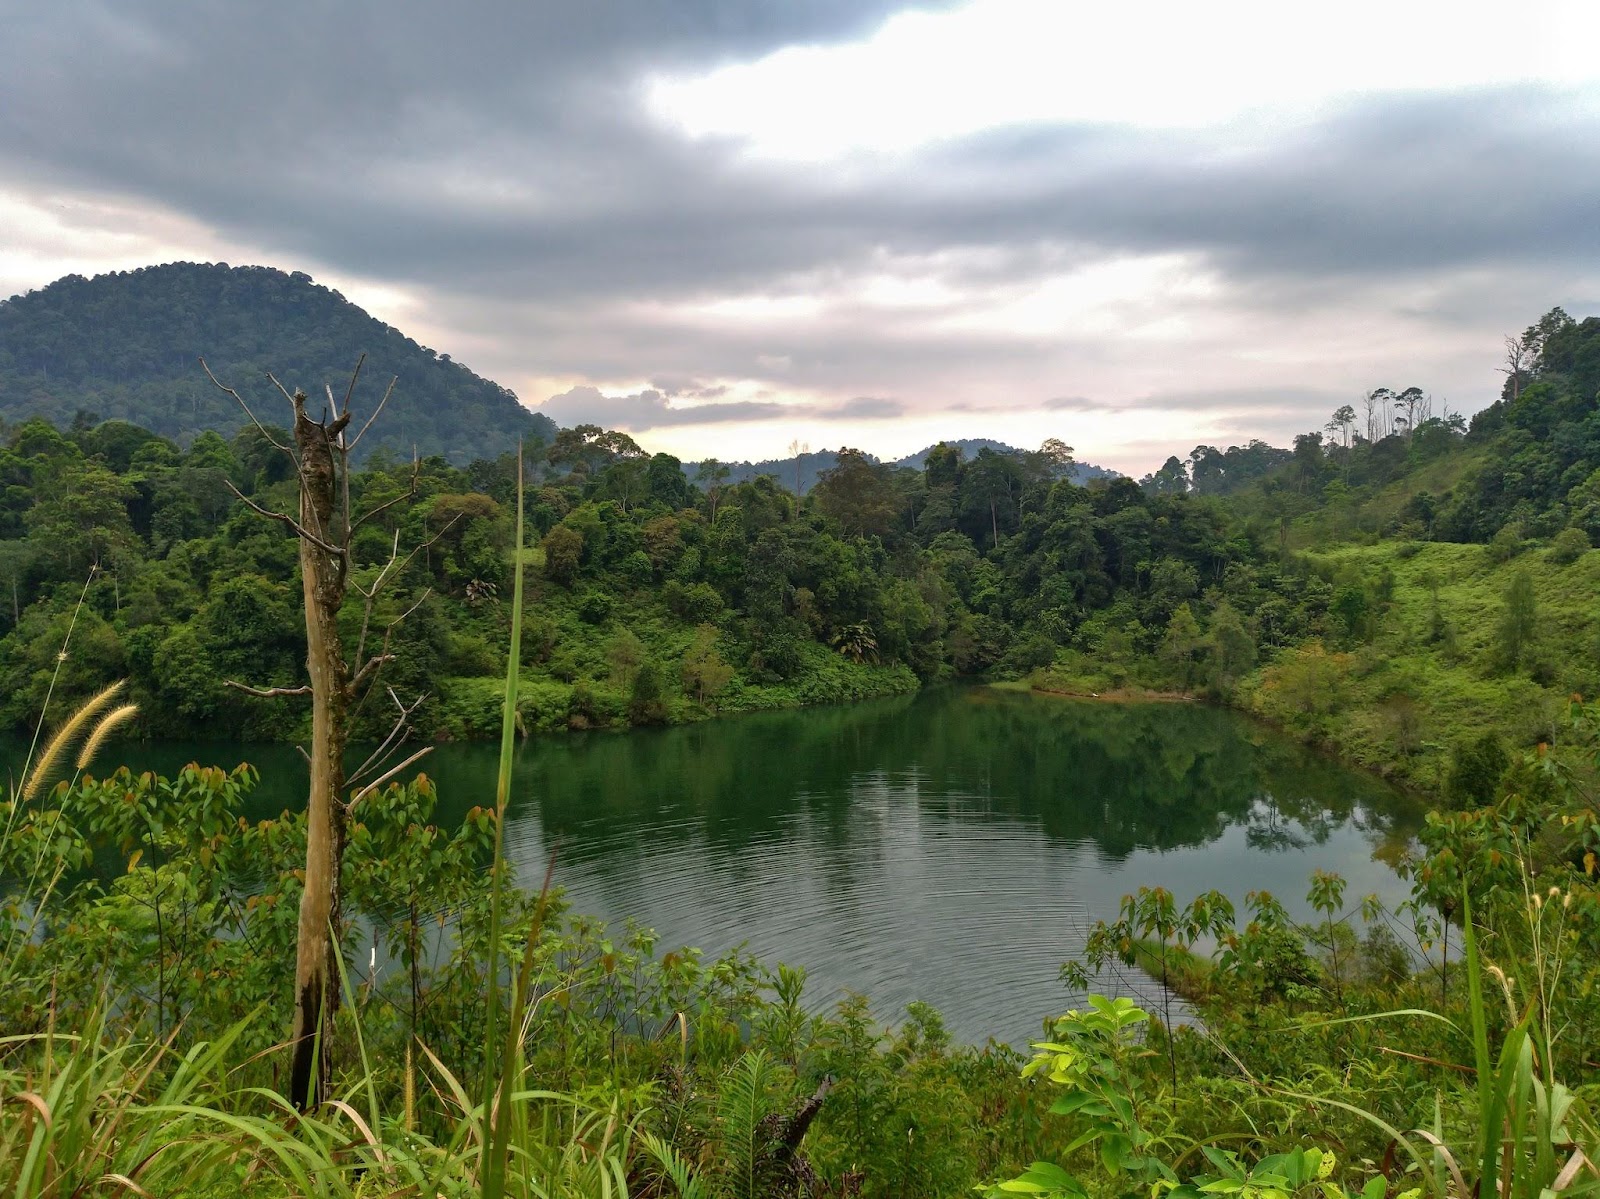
[19,686,1421,1046]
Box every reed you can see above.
[482,437,528,1199]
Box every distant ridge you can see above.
[698,439,1118,494]
[0,262,556,463]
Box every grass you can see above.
[1279,445,1494,551]
[1246,540,1600,789]
[436,649,918,739]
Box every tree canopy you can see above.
[0,262,556,463]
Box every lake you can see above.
[20,685,1421,1047]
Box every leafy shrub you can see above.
[664,579,725,621]
[576,589,613,624]
[1445,732,1511,808]
[540,523,583,584]
[627,660,669,725]
[444,630,499,676]
[1549,525,1590,564]
[1486,522,1525,562]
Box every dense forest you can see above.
[0,408,1291,749]
[2,306,1597,795]
[0,263,556,463]
[4,300,1600,1197]
[705,438,1116,494]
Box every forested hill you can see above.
[707,439,1117,494]
[0,263,556,463]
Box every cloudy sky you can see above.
[3,1,1597,474]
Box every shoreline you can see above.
[999,675,1436,802]
[1019,682,1197,704]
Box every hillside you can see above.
[704,439,1117,494]
[0,262,556,463]
[1020,307,1600,788]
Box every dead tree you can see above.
[1499,333,1533,403]
[203,356,443,1110]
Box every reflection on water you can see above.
[13,686,1420,1046]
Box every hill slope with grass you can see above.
[1024,307,1600,791]
[1244,538,1600,789]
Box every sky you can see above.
[2,0,1598,476]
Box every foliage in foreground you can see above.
[7,696,1600,1195]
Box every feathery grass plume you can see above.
[9,569,97,816]
[75,702,138,772]
[23,680,126,802]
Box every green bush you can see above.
[1549,525,1590,564]
[1444,732,1510,808]
[444,630,499,676]
[576,589,613,624]
[1486,522,1525,562]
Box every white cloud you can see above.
[646,0,1600,158]
[536,384,792,431]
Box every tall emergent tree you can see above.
[205,357,436,1110]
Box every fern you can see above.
[638,1132,710,1199]
[719,1050,775,1199]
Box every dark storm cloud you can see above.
[2,0,1596,438]
[6,3,1593,300]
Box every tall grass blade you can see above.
[482,439,526,1199]
[1462,890,1499,1199]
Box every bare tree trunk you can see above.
[289,392,352,1111]
[205,359,430,1112]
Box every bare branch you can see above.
[364,529,451,665]
[349,653,394,695]
[199,357,296,462]
[339,353,367,421]
[267,372,299,407]
[350,529,400,602]
[348,688,429,785]
[390,587,433,628]
[348,746,434,807]
[225,481,347,558]
[226,680,313,699]
[352,507,455,613]
[348,460,420,537]
[348,375,399,451]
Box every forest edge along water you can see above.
[15,685,1421,1049]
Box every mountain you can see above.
[701,439,1118,494]
[0,262,555,463]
